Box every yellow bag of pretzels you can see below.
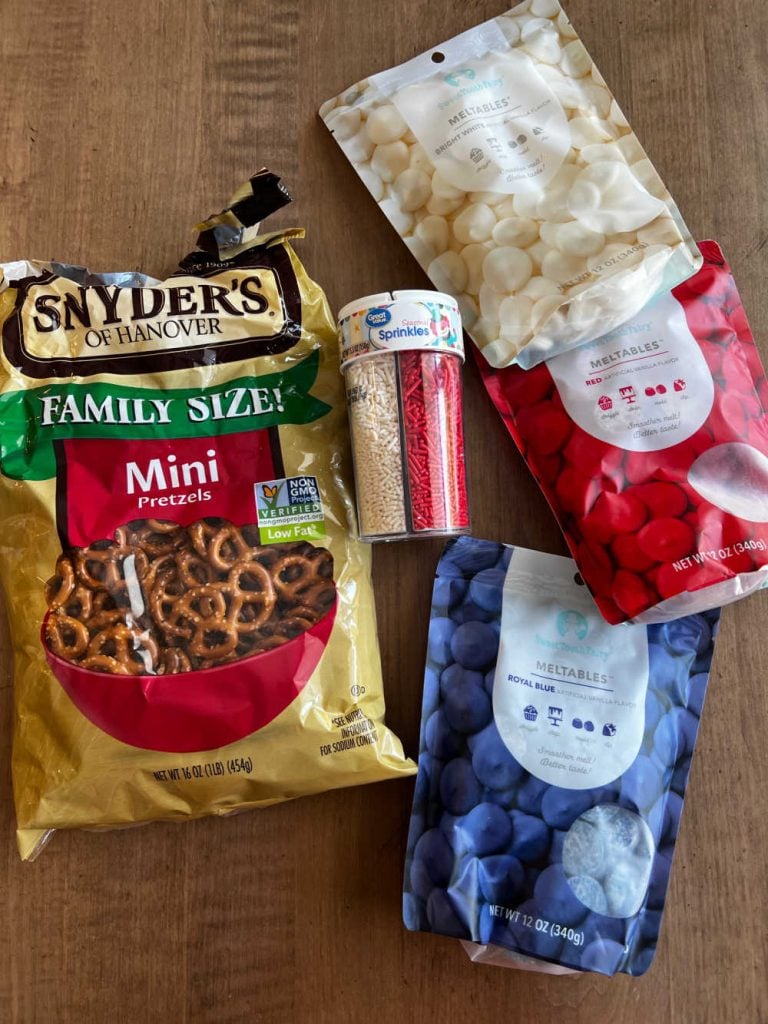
[0,171,414,859]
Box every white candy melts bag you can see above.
[320,0,702,368]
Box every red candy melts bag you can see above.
[478,242,768,624]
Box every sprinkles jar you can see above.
[338,290,470,541]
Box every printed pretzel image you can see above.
[43,518,336,675]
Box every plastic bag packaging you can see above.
[478,241,768,624]
[320,0,702,369]
[403,537,720,977]
[0,171,415,860]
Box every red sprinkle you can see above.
[399,351,469,533]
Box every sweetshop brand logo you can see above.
[556,610,589,640]
[444,68,477,87]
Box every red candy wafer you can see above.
[612,570,657,619]
[583,492,647,545]
[635,518,695,563]
[478,241,768,623]
[611,533,657,574]
[630,482,689,519]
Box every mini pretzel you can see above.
[307,547,334,579]
[87,624,158,674]
[160,648,193,675]
[188,617,239,662]
[250,546,283,571]
[132,550,177,594]
[292,580,336,617]
[45,614,89,659]
[188,520,255,572]
[80,654,136,675]
[281,604,320,625]
[251,634,290,652]
[72,543,127,592]
[171,585,229,625]
[149,571,191,639]
[232,631,289,660]
[282,542,334,579]
[271,554,323,600]
[60,586,94,621]
[233,631,266,657]
[86,609,125,634]
[270,615,318,639]
[173,549,213,589]
[91,590,123,615]
[227,561,276,628]
[115,519,186,558]
[45,556,76,609]
[227,599,271,637]
[208,525,251,572]
[188,520,226,561]
[145,518,184,534]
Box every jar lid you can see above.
[337,290,464,369]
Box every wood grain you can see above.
[1,1,767,1021]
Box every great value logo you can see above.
[364,307,392,329]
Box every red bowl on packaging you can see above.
[42,600,337,753]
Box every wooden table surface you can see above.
[1,1,767,1021]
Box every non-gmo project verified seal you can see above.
[255,476,326,543]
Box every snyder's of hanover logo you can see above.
[24,272,283,350]
[4,249,301,378]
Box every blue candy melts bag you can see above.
[404,538,720,977]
